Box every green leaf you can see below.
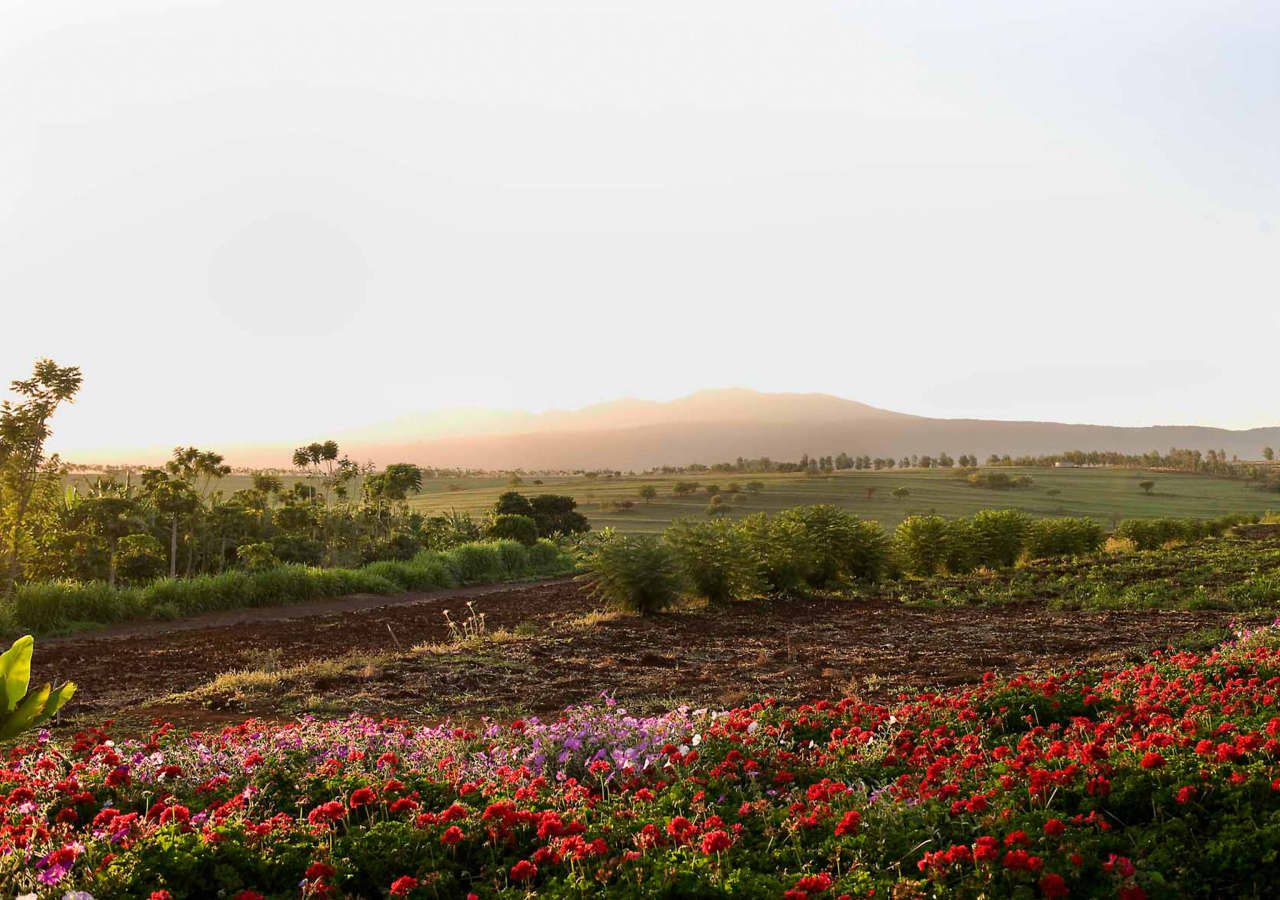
[0,635,33,716]
[31,681,76,729]
[0,682,50,741]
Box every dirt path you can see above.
[34,579,1252,730]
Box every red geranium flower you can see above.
[306,862,336,880]
[389,875,419,896]
[510,859,538,882]
[835,810,861,836]
[700,829,731,855]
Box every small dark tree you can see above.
[1138,480,1155,495]
[529,494,589,537]
[494,491,536,518]
[486,514,539,546]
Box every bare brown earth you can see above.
[32,578,1253,733]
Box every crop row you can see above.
[583,506,1261,613]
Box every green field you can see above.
[403,467,1280,533]
[64,466,1279,534]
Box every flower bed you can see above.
[5,625,1280,897]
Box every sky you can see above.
[2,0,1277,461]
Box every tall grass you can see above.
[5,539,574,634]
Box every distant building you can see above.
[1054,461,1079,468]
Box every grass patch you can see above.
[4,539,574,636]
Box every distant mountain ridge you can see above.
[326,389,1280,471]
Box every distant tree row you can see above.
[649,447,1280,489]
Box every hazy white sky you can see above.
[2,0,1277,458]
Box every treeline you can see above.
[0,359,591,595]
[583,505,1260,614]
[648,447,1280,483]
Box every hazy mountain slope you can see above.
[332,389,1280,470]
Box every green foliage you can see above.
[493,491,535,518]
[968,508,1031,568]
[1,359,83,594]
[774,504,890,585]
[236,542,282,572]
[493,493,589,538]
[736,512,812,592]
[361,530,423,563]
[528,494,590,537]
[893,515,954,576]
[1025,516,1104,559]
[664,518,759,604]
[115,533,167,583]
[486,514,539,546]
[581,532,682,615]
[4,541,573,633]
[1111,515,1252,551]
[420,511,482,550]
[447,543,505,583]
[0,634,75,741]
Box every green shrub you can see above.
[736,512,812,592]
[1114,518,1201,550]
[526,539,566,573]
[581,532,682,615]
[268,535,324,566]
[1112,515,1254,551]
[665,518,759,604]
[492,540,531,578]
[361,531,424,563]
[942,518,978,574]
[115,534,166,584]
[1025,517,1104,559]
[420,511,483,550]
[447,543,505,584]
[775,504,890,585]
[893,515,954,577]
[968,509,1030,568]
[363,556,458,592]
[486,514,539,546]
[237,542,282,572]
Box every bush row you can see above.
[6,539,573,633]
[583,505,1123,613]
[893,511,1106,576]
[1113,513,1256,551]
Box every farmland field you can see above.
[402,466,1280,532]
[64,466,1279,534]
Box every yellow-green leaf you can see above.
[0,636,34,716]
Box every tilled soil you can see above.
[32,578,1253,731]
